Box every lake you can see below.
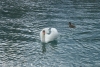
[0,0,100,67]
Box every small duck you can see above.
[69,22,75,28]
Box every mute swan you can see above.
[69,22,75,28]
[40,28,58,43]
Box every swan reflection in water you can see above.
[42,40,57,53]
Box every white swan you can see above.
[40,28,58,43]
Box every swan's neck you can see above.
[42,34,45,42]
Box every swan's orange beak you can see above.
[43,30,45,35]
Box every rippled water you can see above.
[0,0,100,67]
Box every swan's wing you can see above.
[45,28,58,42]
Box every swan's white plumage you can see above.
[40,28,58,43]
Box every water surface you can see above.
[0,0,100,67]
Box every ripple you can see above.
[0,0,100,67]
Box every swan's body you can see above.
[40,28,58,43]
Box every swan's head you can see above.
[42,30,45,35]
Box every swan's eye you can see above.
[43,30,45,35]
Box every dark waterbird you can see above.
[69,22,75,28]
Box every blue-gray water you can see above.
[0,0,100,67]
